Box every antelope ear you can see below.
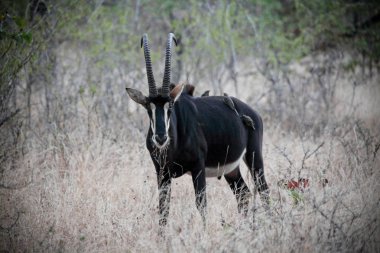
[170,84,184,102]
[126,88,148,105]
[184,84,195,96]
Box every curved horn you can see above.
[162,33,177,97]
[141,34,157,97]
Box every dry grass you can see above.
[1,119,379,252]
[1,56,380,252]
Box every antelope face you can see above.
[126,85,183,150]
[147,97,172,149]
[126,33,179,149]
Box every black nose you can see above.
[155,135,167,145]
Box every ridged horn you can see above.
[141,34,157,97]
[162,33,177,97]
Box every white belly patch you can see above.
[204,149,246,178]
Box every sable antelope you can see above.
[126,33,270,229]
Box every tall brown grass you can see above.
[1,58,379,252]
[1,121,378,252]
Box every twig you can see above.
[274,145,294,169]
[0,181,33,189]
[313,202,348,240]
[374,143,380,161]
[0,212,20,231]
[0,109,20,128]
[305,142,325,160]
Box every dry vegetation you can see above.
[1,1,380,251]
[1,53,379,252]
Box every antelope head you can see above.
[126,33,183,150]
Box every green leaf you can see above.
[289,190,304,205]
[14,16,27,29]
[20,32,32,43]
[89,85,97,95]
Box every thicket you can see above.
[1,0,379,130]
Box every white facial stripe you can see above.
[150,103,156,133]
[150,102,171,149]
[164,103,169,132]
[164,102,170,133]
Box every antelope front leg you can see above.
[191,167,207,226]
[158,175,172,234]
